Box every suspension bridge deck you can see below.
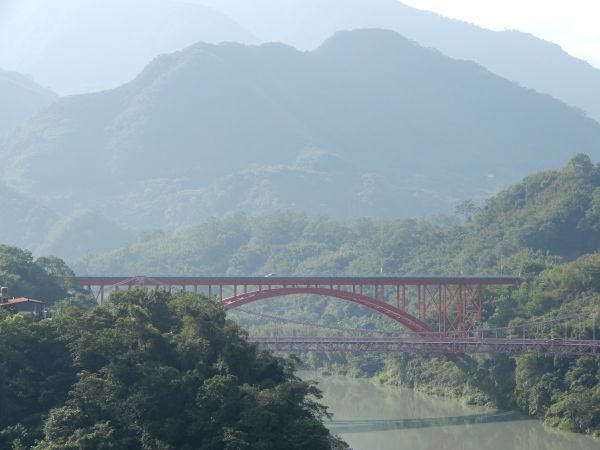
[248,336,600,356]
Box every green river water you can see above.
[300,372,600,450]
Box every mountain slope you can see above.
[0,68,56,136]
[75,154,600,277]
[4,0,599,123]
[0,181,58,251]
[35,210,134,262]
[0,0,256,94]
[0,182,133,261]
[196,0,600,123]
[3,30,600,230]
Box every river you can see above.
[300,372,600,450]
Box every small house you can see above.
[0,287,46,318]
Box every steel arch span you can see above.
[77,275,522,336]
[222,287,432,335]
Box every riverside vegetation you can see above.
[76,154,600,436]
[2,154,600,444]
[0,257,347,449]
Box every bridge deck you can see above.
[77,274,522,338]
[76,275,522,286]
[249,336,600,356]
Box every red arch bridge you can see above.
[76,275,600,356]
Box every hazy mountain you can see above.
[0,0,256,94]
[0,181,132,260]
[35,210,134,262]
[3,0,598,123]
[0,181,58,251]
[74,154,600,277]
[196,0,600,123]
[3,30,600,232]
[0,68,57,136]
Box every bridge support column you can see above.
[417,285,421,321]
[423,285,427,321]
[460,284,466,338]
[441,284,447,336]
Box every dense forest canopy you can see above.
[0,286,346,449]
[0,246,77,303]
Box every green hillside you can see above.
[4,30,600,230]
[76,155,600,435]
[0,251,345,449]
[76,154,600,277]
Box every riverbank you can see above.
[300,371,600,450]
[302,350,600,438]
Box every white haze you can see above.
[401,0,600,70]
[0,0,256,94]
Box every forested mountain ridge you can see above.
[76,154,600,277]
[196,0,600,123]
[4,30,600,234]
[5,0,600,123]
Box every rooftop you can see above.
[0,297,45,306]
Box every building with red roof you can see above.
[0,296,46,318]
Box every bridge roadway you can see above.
[78,275,520,337]
[76,275,521,285]
[76,275,600,356]
[248,336,600,356]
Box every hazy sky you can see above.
[402,0,600,69]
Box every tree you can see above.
[0,246,72,303]
[34,290,346,449]
[455,200,476,221]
